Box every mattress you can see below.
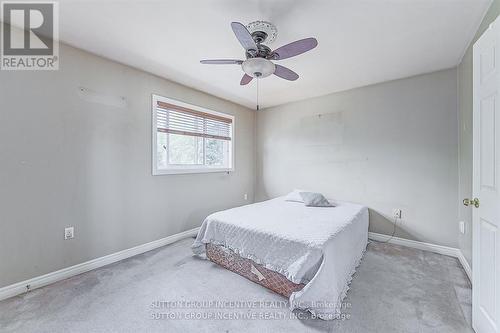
[192,196,369,319]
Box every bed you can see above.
[192,196,369,320]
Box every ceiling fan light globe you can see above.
[242,58,275,78]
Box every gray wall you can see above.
[0,44,255,288]
[256,69,459,248]
[458,0,499,268]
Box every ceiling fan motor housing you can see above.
[246,44,273,59]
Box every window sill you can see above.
[153,168,234,175]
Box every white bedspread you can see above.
[192,197,369,319]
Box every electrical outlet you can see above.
[244,193,248,200]
[64,227,74,240]
[393,209,402,219]
[459,221,465,234]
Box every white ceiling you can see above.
[59,0,492,109]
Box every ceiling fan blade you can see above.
[231,22,257,53]
[274,64,299,81]
[240,74,253,85]
[200,59,243,65]
[272,38,318,60]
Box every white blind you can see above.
[156,101,232,141]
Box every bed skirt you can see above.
[206,243,305,297]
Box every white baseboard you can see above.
[368,232,472,282]
[368,232,458,257]
[0,227,200,302]
[456,250,472,282]
[0,228,471,302]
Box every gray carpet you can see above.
[0,238,472,333]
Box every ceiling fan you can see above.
[200,21,318,86]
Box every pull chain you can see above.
[256,77,260,111]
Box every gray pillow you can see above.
[299,192,334,207]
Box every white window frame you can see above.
[152,94,235,175]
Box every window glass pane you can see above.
[168,134,203,165]
[205,138,229,167]
[157,132,168,169]
[197,137,204,165]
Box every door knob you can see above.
[463,198,480,208]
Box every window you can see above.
[152,95,234,175]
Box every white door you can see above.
[473,17,500,333]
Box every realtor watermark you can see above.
[148,299,352,321]
[1,1,59,70]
